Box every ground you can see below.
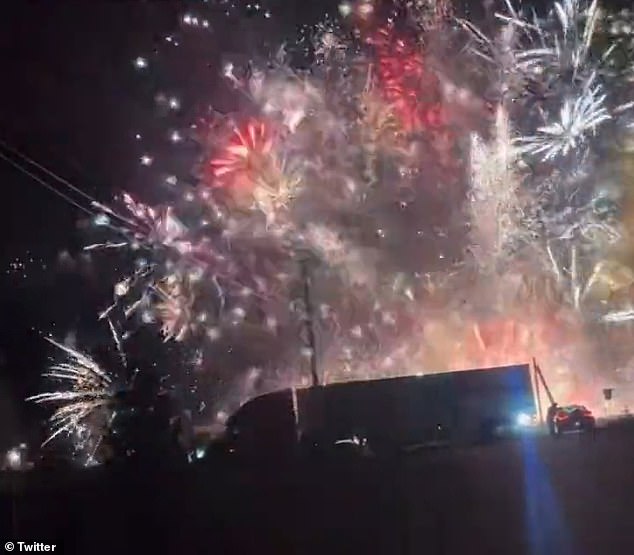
[2,423,634,554]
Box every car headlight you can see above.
[516,412,533,427]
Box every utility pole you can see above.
[533,357,555,406]
[300,256,320,387]
[533,361,543,425]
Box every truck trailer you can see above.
[219,364,537,458]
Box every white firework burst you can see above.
[27,338,118,454]
[515,79,611,160]
[502,0,601,80]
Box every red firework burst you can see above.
[368,27,444,133]
[206,119,275,193]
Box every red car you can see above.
[553,405,596,434]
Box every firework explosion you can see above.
[29,0,634,449]
[27,334,123,465]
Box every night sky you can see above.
[0,1,347,449]
[0,3,172,448]
[0,0,582,451]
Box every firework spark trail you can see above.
[602,309,634,322]
[496,0,601,77]
[107,317,127,366]
[27,338,117,449]
[468,105,529,273]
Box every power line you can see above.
[0,139,98,204]
[0,149,96,217]
[0,140,132,228]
